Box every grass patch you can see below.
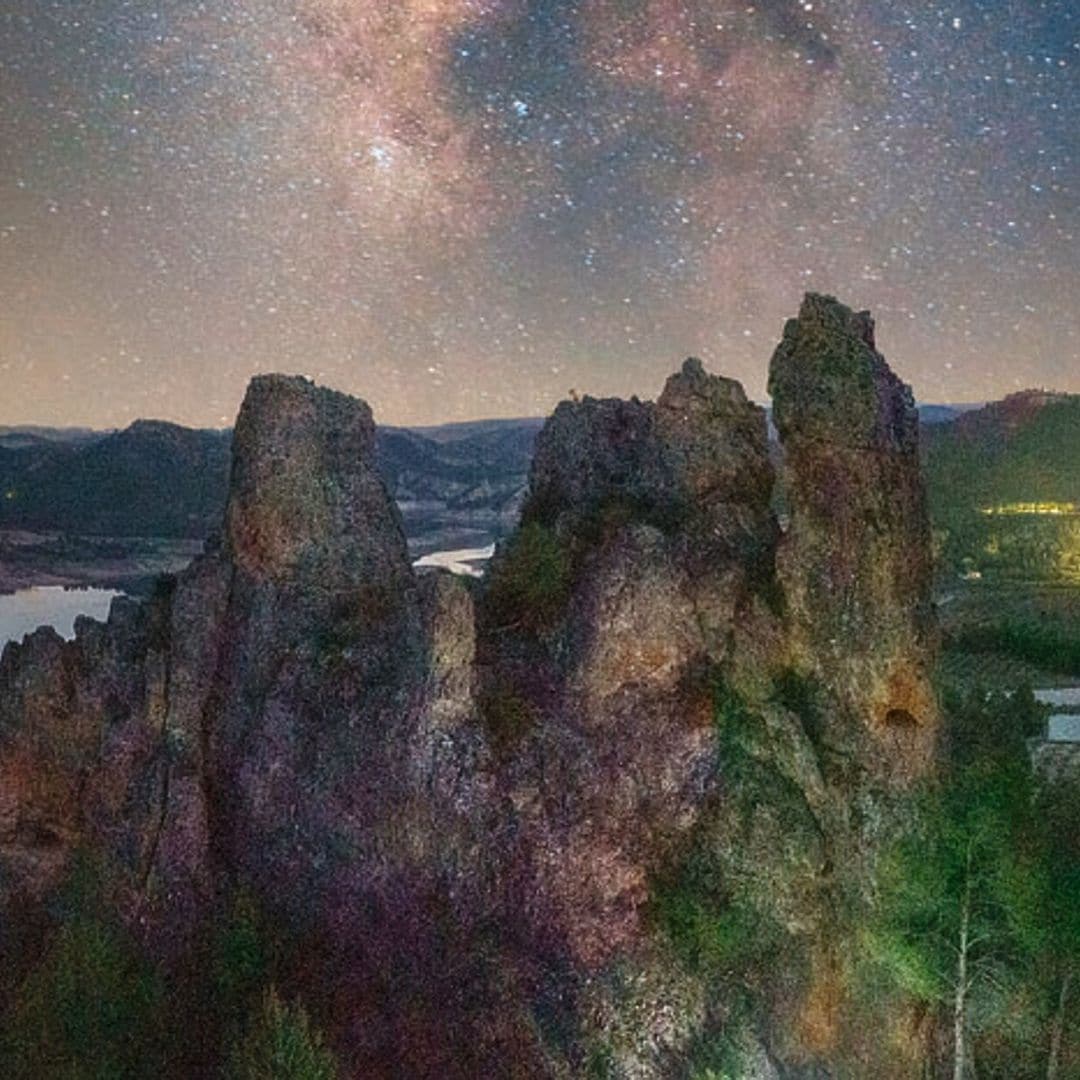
[229,987,339,1080]
[652,855,767,978]
[583,1041,616,1079]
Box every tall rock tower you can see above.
[769,292,939,785]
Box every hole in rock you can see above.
[884,707,918,729]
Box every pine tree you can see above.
[1037,778,1080,1080]
[0,854,166,1079]
[229,986,339,1080]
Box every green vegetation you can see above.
[485,521,573,630]
[935,514,1080,585]
[0,867,341,1080]
[1,918,166,1079]
[936,581,1080,712]
[228,987,339,1080]
[712,675,822,833]
[653,851,774,978]
[0,855,167,1080]
[650,844,781,1080]
[870,688,1080,1079]
[710,676,768,781]
[1037,780,1080,1080]
[925,397,1080,518]
[942,684,1048,754]
[208,888,340,1079]
[925,396,1080,586]
[583,1041,616,1080]
[948,618,1080,678]
[210,890,276,1046]
[683,1023,763,1080]
[487,494,695,633]
[575,492,691,543]
[647,674,815,1078]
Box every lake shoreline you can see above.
[0,529,204,597]
[0,585,124,649]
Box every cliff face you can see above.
[769,294,939,784]
[0,296,939,1078]
[206,376,425,911]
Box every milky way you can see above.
[0,1,1076,426]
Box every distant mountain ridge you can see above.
[0,420,231,538]
[0,415,542,549]
[916,402,983,425]
[1,393,1069,550]
[0,425,104,451]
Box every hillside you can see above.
[924,390,1080,513]
[0,421,232,538]
[923,391,1080,583]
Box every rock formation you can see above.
[474,358,780,976]
[0,296,940,1078]
[769,293,940,784]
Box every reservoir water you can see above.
[0,586,122,650]
[0,550,494,653]
[413,544,495,578]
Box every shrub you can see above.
[0,858,166,1079]
[949,618,1080,677]
[478,681,538,752]
[485,521,572,630]
[652,857,766,977]
[229,987,339,1080]
[942,684,1048,764]
[583,1041,615,1079]
[211,889,275,1044]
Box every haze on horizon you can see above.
[1,1,1077,429]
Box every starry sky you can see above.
[0,1,1077,428]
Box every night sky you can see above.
[1,1,1077,428]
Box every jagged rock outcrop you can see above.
[476,358,780,978]
[0,581,199,987]
[526,357,774,543]
[0,298,941,1079]
[0,378,433,938]
[741,295,944,1071]
[769,293,940,784]
[202,376,426,912]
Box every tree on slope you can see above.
[229,986,339,1080]
[1037,777,1080,1080]
[871,689,1047,1079]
